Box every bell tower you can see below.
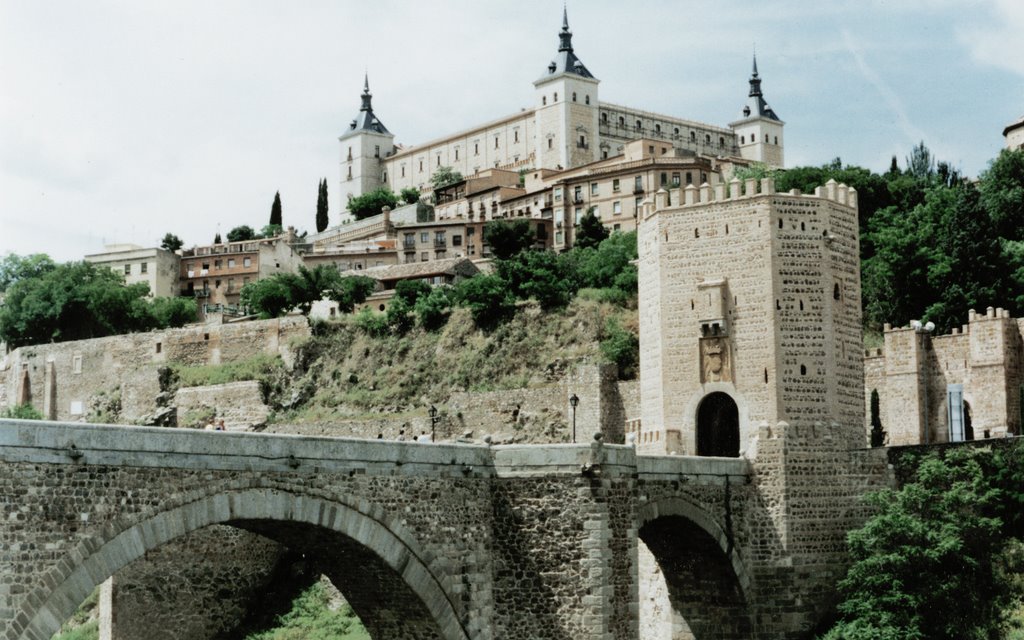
[729,55,785,168]
[533,8,600,170]
[339,75,396,217]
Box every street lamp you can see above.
[569,393,579,443]
[429,405,438,443]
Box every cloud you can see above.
[957,0,1024,77]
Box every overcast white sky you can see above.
[2,0,1023,262]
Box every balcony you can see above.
[434,239,447,248]
[633,186,645,195]
[576,141,589,150]
[403,241,416,251]
[572,195,585,205]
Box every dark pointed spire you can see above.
[342,74,390,136]
[360,73,373,111]
[559,5,573,52]
[748,53,762,98]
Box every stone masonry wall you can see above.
[0,316,309,423]
[174,381,270,431]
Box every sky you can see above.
[1,0,1023,262]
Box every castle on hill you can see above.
[336,9,785,236]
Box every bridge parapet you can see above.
[637,454,751,484]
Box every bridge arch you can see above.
[14,488,469,640]
[637,496,752,639]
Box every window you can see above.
[655,124,661,134]
[214,259,221,269]
[436,155,441,167]
[243,257,251,267]
[774,136,779,145]
[124,264,131,275]
[690,131,696,142]
[401,165,406,177]
[613,178,620,192]
[228,278,235,292]
[613,201,622,215]
[420,232,429,243]
[347,146,352,160]
[585,95,590,105]
[635,196,642,210]
[215,279,221,288]
[649,145,654,154]
[455,149,459,160]
[634,175,643,191]
[574,186,582,202]
[453,234,462,247]
[514,130,519,143]
[228,258,235,268]
[660,172,667,186]
[636,119,642,130]
[435,231,446,245]
[553,92,558,101]
[556,230,564,243]
[475,142,479,155]
[346,166,352,180]
[618,116,625,126]
[548,138,553,150]
[741,135,745,144]
[572,92,577,102]
[574,206,582,223]
[614,224,621,231]
[719,136,725,147]
[705,134,711,144]
[554,187,562,201]
[202,262,210,270]
[590,182,599,196]
[674,127,680,136]
[374,145,380,158]
[495,136,499,149]
[542,96,547,106]
[765,134,769,143]
[140,262,148,274]
[671,172,681,187]
[602,112,607,123]
[686,172,693,185]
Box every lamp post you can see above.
[569,393,579,443]
[429,405,438,443]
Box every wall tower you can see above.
[338,75,396,212]
[637,178,863,456]
[533,8,600,171]
[729,55,785,168]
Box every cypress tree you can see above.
[270,191,283,226]
[214,232,222,244]
[316,179,329,232]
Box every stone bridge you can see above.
[0,419,890,640]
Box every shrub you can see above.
[415,286,455,331]
[385,297,414,335]
[0,403,43,420]
[484,219,534,259]
[497,251,574,311]
[353,308,388,337]
[394,279,432,306]
[600,318,639,379]
[453,274,516,330]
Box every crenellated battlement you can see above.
[643,177,857,220]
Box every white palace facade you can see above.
[337,9,785,240]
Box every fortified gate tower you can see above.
[637,177,864,456]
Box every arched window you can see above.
[572,92,577,102]
[542,96,547,106]
[705,134,711,144]
[696,393,739,457]
[554,92,558,102]
[636,120,643,130]
[719,136,725,147]
[585,95,590,105]
[774,136,779,145]
[619,116,625,127]
[655,124,662,134]
[602,112,608,123]
[674,127,680,136]
[690,131,696,142]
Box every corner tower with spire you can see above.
[339,74,395,215]
[729,54,785,167]
[533,7,600,170]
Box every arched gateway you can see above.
[696,392,740,457]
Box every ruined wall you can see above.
[174,381,270,431]
[0,316,309,423]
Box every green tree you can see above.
[980,148,1024,242]
[148,297,197,328]
[385,296,414,334]
[332,276,377,313]
[316,178,329,233]
[260,224,284,238]
[497,250,574,311]
[414,286,454,331]
[905,140,936,180]
[823,450,1008,640]
[347,187,399,221]
[430,166,463,190]
[240,275,299,319]
[570,231,638,293]
[394,279,432,306]
[453,274,515,330]
[574,207,609,250]
[270,191,283,226]
[0,262,187,348]
[483,219,534,260]
[160,233,184,252]
[869,389,885,447]
[400,187,421,205]
[600,318,639,379]
[227,225,257,242]
[0,253,55,292]
[214,232,222,244]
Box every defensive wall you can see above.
[865,307,1024,446]
[0,418,890,640]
